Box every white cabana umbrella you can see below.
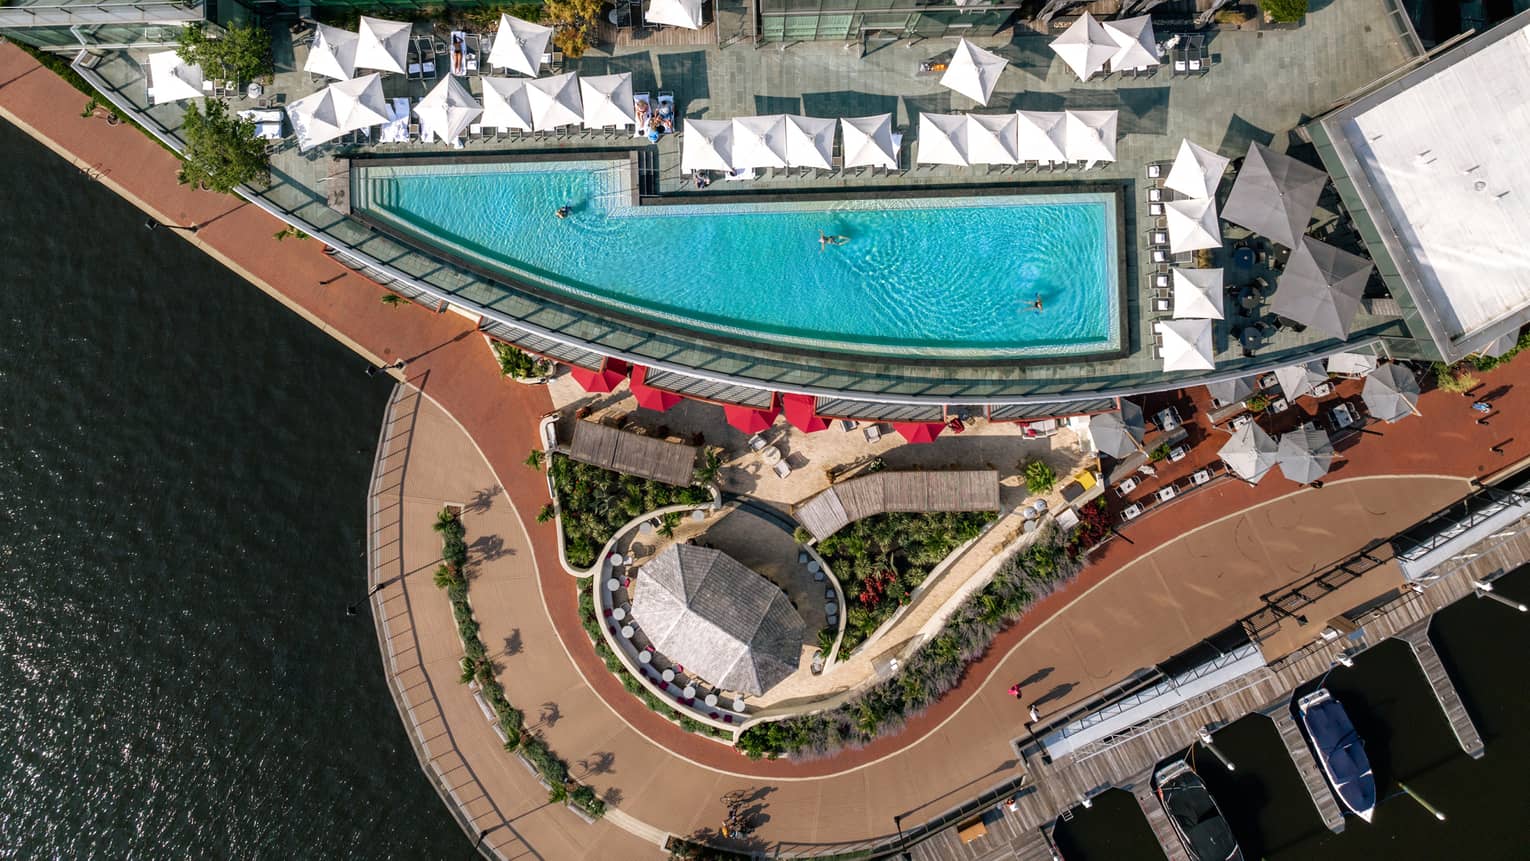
[1361,364,1421,422]
[966,113,1019,165]
[1104,15,1159,72]
[305,23,359,81]
[1278,426,1334,484]
[647,0,704,28]
[147,51,203,103]
[1165,197,1223,254]
[1156,319,1215,371]
[1172,267,1225,319]
[1165,139,1230,200]
[1063,110,1117,163]
[1050,12,1115,80]
[525,72,583,131]
[579,73,637,130]
[917,113,969,167]
[1016,110,1067,164]
[480,77,533,131]
[680,119,733,172]
[415,75,482,145]
[286,73,389,151]
[1326,352,1379,377]
[1206,376,1256,407]
[1219,422,1279,484]
[840,114,898,170]
[731,115,789,169]
[1273,361,1328,401]
[941,38,1008,106]
[489,14,552,77]
[355,16,411,74]
[783,115,835,170]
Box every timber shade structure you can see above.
[794,470,999,542]
[631,545,804,696]
[567,421,699,487]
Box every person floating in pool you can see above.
[1023,294,1044,312]
[818,231,850,251]
[555,205,571,219]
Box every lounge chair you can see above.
[863,424,882,443]
[656,92,676,134]
[773,461,791,479]
[633,92,652,138]
[748,433,767,452]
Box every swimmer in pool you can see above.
[819,231,850,251]
[1026,295,1044,312]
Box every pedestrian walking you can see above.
[1007,684,1021,699]
[1472,401,1491,413]
[1029,705,1041,723]
[392,359,406,370]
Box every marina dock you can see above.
[1270,708,1348,833]
[1398,620,1485,759]
[1130,778,1191,861]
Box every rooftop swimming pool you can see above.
[351,158,1122,359]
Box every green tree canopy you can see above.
[542,0,603,58]
[177,99,269,194]
[1263,0,1308,23]
[177,22,271,83]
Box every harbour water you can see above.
[0,117,1526,859]
[0,121,459,857]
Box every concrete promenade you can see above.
[5,39,1530,856]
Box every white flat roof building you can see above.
[1311,10,1530,362]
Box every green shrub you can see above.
[1023,459,1057,495]
[494,342,552,379]
[1263,0,1308,23]
[817,511,995,659]
[1433,362,1481,394]
[1147,442,1172,462]
[739,525,1079,760]
[549,454,710,568]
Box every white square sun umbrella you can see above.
[1273,361,1328,400]
[940,38,1008,106]
[1219,422,1279,484]
[646,0,704,29]
[1063,110,1117,164]
[286,73,390,151]
[415,75,483,145]
[917,113,969,167]
[579,73,637,130]
[1103,15,1159,73]
[681,119,733,172]
[355,16,411,75]
[731,115,789,170]
[305,23,359,81]
[1155,319,1215,371]
[489,14,552,77]
[965,113,1019,165]
[480,77,534,132]
[1171,267,1225,320]
[1050,12,1115,81]
[147,50,204,103]
[525,72,583,132]
[1165,197,1223,254]
[1165,139,1231,200]
[840,114,897,170]
[1016,110,1067,164]
[783,115,835,170]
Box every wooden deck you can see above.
[1399,621,1486,759]
[1270,708,1347,833]
[1131,780,1191,861]
[598,19,717,49]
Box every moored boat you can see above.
[1153,759,1244,861]
[1297,688,1377,823]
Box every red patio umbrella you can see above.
[628,365,681,412]
[723,398,780,435]
[566,358,630,394]
[781,393,830,433]
[893,421,945,444]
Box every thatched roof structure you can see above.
[794,470,1000,542]
[567,420,698,487]
[631,545,804,696]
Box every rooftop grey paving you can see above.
[81,0,1420,405]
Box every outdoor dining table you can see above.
[621,625,635,638]
[606,578,620,591]
[705,694,719,707]
[732,698,746,712]
[1240,327,1262,351]
[612,607,626,621]
[824,601,836,615]
[609,553,624,566]
[683,685,697,698]
[638,650,652,663]
[807,560,821,574]
[662,668,675,683]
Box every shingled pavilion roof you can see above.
[631,545,805,696]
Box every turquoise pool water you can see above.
[354,159,1120,358]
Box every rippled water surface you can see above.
[0,120,460,857]
[356,160,1119,356]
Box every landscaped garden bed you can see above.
[432,508,606,819]
[544,453,711,569]
[738,524,1079,760]
[814,511,996,659]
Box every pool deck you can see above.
[72,0,1422,404]
[4,24,1525,861]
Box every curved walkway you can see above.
[3,41,1526,854]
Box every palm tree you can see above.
[692,446,723,486]
[433,509,459,534]
[380,293,406,307]
[524,449,545,471]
